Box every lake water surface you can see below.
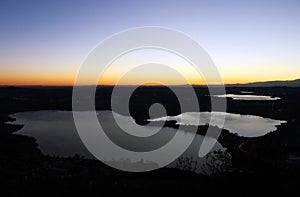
[13,110,228,174]
[12,110,285,173]
[149,112,286,137]
[213,94,281,100]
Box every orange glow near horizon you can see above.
[1,47,299,86]
[0,72,76,86]
[0,75,299,86]
[0,65,299,86]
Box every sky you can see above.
[0,0,299,85]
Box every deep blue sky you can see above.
[0,0,299,85]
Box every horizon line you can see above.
[0,78,299,87]
[0,78,299,88]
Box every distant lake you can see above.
[213,94,281,100]
[12,110,228,174]
[149,112,286,137]
[240,91,254,94]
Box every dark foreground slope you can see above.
[1,86,300,196]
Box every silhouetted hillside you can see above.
[227,79,300,87]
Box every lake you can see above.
[12,110,285,173]
[12,110,229,174]
[213,94,281,100]
[149,112,286,137]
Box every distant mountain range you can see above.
[1,79,300,88]
[226,79,300,87]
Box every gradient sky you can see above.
[0,0,299,85]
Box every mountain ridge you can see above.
[226,78,300,87]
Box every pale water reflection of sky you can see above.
[213,94,281,100]
[150,112,286,137]
[13,110,226,174]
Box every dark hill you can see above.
[227,79,300,87]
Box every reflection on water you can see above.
[240,91,254,94]
[149,112,286,137]
[214,94,281,100]
[13,110,229,174]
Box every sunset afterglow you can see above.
[0,0,299,86]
